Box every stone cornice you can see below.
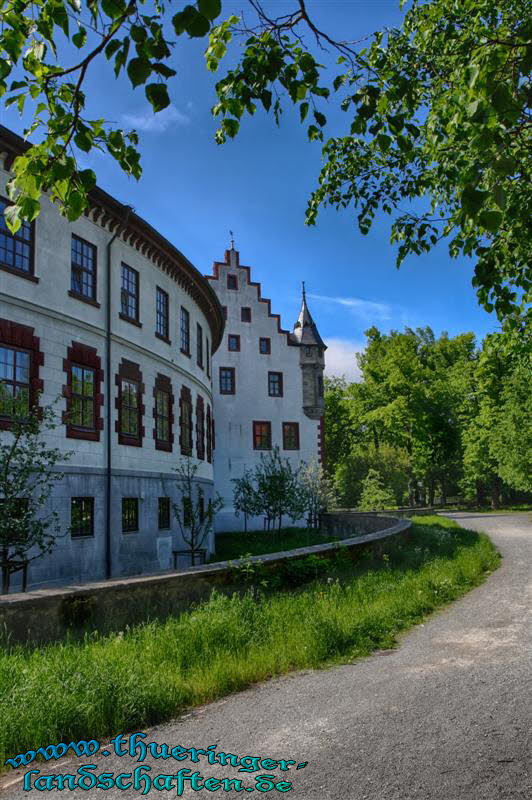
[0,124,225,354]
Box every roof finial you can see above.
[302,280,306,302]
[229,229,235,250]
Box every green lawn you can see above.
[0,517,499,769]
[211,526,342,561]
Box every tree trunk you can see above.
[428,480,435,507]
[490,477,501,510]
[475,480,483,508]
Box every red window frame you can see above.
[253,420,272,450]
[115,360,144,446]
[153,373,174,451]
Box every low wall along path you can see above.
[0,513,410,645]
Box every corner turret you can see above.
[293,284,326,420]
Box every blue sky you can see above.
[1,0,500,379]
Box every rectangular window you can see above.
[219,367,235,395]
[259,337,271,354]
[70,364,96,430]
[197,323,204,368]
[158,497,170,530]
[0,197,33,276]
[268,371,283,397]
[253,421,272,450]
[206,338,211,378]
[228,334,240,352]
[71,497,94,537]
[241,307,251,322]
[180,387,193,455]
[120,378,140,437]
[71,235,97,301]
[0,345,30,419]
[180,307,190,355]
[155,388,170,444]
[122,498,139,532]
[227,273,238,290]
[121,263,139,322]
[156,287,169,340]
[282,422,300,450]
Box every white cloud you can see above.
[309,293,392,323]
[121,104,190,132]
[324,338,364,382]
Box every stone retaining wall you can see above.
[0,514,410,645]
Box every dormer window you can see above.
[305,345,313,356]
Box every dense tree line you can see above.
[324,328,531,510]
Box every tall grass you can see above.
[0,518,499,767]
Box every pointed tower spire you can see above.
[292,283,327,349]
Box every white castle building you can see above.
[207,246,326,531]
[0,124,325,590]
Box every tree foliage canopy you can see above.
[0,0,529,327]
[326,326,531,510]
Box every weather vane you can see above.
[302,280,306,300]
[229,230,235,249]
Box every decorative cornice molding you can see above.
[0,124,225,354]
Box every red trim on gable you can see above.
[206,252,298,347]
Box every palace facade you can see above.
[0,124,326,590]
[0,126,223,589]
[208,247,326,532]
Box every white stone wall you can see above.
[208,249,321,532]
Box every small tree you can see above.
[253,447,304,534]
[232,467,261,533]
[299,460,337,530]
[0,398,71,594]
[171,458,223,565]
[357,468,397,512]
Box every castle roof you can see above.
[292,284,327,349]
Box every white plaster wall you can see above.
[208,250,320,531]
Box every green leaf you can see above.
[101,0,126,20]
[376,133,391,151]
[173,7,210,37]
[221,118,239,138]
[198,0,222,21]
[493,186,506,210]
[105,39,122,60]
[479,209,503,233]
[493,156,516,176]
[299,101,309,122]
[72,28,87,49]
[261,90,272,111]
[145,83,170,112]
[461,186,488,215]
[127,57,152,87]
[314,110,326,127]
[74,130,92,152]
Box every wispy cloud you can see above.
[324,338,364,382]
[121,104,190,133]
[309,293,392,323]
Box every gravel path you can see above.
[2,512,531,799]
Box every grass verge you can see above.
[0,517,499,768]
[211,526,342,561]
